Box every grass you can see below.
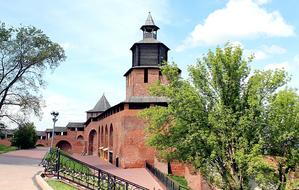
[44,149,134,190]
[44,150,91,174]
[0,144,17,154]
[168,174,189,189]
[47,179,77,190]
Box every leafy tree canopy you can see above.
[140,44,298,190]
[0,22,65,124]
[11,122,38,149]
[0,123,6,139]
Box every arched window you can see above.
[109,124,113,149]
[100,126,104,147]
[56,140,72,153]
[88,130,97,155]
[77,135,84,140]
[105,125,108,147]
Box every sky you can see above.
[1,0,298,130]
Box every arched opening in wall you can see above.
[104,125,108,160]
[77,135,84,141]
[98,126,102,147]
[88,130,97,155]
[56,140,72,153]
[105,125,108,148]
[101,126,104,147]
[109,124,113,149]
[109,124,113,164]
[36,144,44,147]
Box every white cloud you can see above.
[263,45,286,54]
[31,92,90,131]
[264,61,289,70]
[16,0,171,130]
[231,41,244,48]
[254,50,267,60]
[254,0,271,5]
[176,0,294,51]
[251,45,286,60]
[47,0,170,58]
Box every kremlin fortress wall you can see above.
[0,13,212,190]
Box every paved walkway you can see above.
[73,154,165,190]
[0,148,48,190]
[0,148,164,190]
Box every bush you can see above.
[0,123,6,139]
[0,130,5,139]
[11,122,38,149]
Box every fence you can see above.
[145,162,189,190]
[41,148,149,190]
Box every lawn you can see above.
[0,144,17,154]
[47,179,77,190]
[168,174,189,189]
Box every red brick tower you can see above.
[124,12,169,99]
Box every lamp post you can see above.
[50,111,59,149]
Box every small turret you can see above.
[86,94,111,119]
[140,12,159,39]
[128,12,169,68]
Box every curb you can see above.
[34,171,54,190]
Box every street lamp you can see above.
[50,111,59,149]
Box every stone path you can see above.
[0,148,164,190]
[73,154,165,190]
[0,148,48,190]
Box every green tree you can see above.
[0,123,6,139]
[140,44,297,190]
[11,122,38,149]
[264,89,299,189]
[0,22,65,124]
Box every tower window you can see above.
[144,69,148,83]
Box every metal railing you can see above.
[41,148,148,190]
[145,162,189,190]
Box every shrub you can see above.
[0,130,5,139]
[11,122,38,149]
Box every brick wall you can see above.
[154,157,168,174]
[0,138,11,146]
[83,104,157,169]
[36,130,85,154]
[36,139,48,146]
[84,110,123,164]
[170,161,185,176]
[126,68,167,99]
[153,158,215,190]
[184,165,216,190]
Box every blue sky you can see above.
[1,0,298,130]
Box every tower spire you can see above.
[145,12,155,25]
[140,12,159,39]
[126,12,169,70]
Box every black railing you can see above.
[41,148,148,190]
[145,162,189,190]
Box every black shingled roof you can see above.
[36,131,46,136]
[145,12,155,25]
[87,94,111,112]
[140,12,159,31]
[66,122,84,128]
[45,127,67,133]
